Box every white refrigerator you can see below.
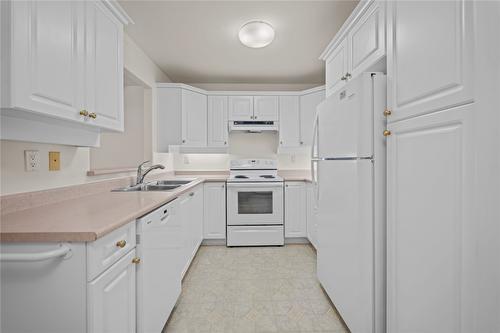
[311,73,386,333]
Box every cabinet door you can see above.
[178,193,193,276]
[279,96,301,147]
[85,1,124,131]
[207,96,228,147]
[191,186,204,250]
[9,1,84,121]
[228,96,253,121]
[387,104,476,333]
[203,182,226,239]
[387,0,473,122]
[306,183,318,249]
[284,182,307,238]
[348,1,385,78]
[181,89,207,146]
[88,250,136,333]
[325,38,348,97]
[299,90,325,146]
[254,96,279,121]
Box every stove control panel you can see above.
[230,159,277,170]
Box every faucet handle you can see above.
[138,161,151,169]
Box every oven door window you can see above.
[238,191,273,214]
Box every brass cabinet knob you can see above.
[383,130,391,137]
[341,76,347,81]
[383,109,392,117]
[132,257,141,264]
[116,240,127,248]
[79,110,89,117]
[345,72,352,79]
[88,112,97,119]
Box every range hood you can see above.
[229,121,279,133]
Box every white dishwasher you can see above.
[136,199,183,333]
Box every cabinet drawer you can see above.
[87,222,136,281]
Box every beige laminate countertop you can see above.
[0,170,311,243]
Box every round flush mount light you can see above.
[238,20,275,48]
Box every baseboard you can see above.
[285,237,310,244]
[201,239,226,246]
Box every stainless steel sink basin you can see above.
[154,179,194,186]
[112,179,194,192]
[112,184,181,192]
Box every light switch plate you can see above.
[25,150,40,171]
[49,151,60,171]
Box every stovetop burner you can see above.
[260,175,275,179]
[234,175,249,179]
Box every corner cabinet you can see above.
[321,0,385,97]
[0,0,131,146]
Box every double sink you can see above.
[112,179,194,192]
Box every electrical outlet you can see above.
[183,155,190,164]
[25,150,40,171]
[291,154,296,163]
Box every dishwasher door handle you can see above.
[0,243,72,262]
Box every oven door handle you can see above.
[226,182,284,189]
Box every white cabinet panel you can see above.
[279,96,301,148]
[348,1,385,78]
[325,38,348,97]
[181,89,207,146]
[300,90,325,146]
[85,1,124,131]
[254,96,278,121]
[306,183,318,249]
[8,1,84,121]
[208,96,228,147]
[285,182,307,238]
[203,182,226,239]
[387,0,473,121]
[87,249,136,333]
[387,104,475,333]
[228,96,253,121]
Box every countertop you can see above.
[0,170,311,243]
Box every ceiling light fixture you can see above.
[238,20,275,48]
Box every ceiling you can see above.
[120,1,358,84]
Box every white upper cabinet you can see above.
[181,89,207,146]
[300,90,325,146]
[347,1,385,78]
[322,1,386,97]
[325,38,349,96]
[284,182,307,238]
[207,96,228,147]
[279,96,301,147]
[85,1,124,131]
[254,96,278,121]
[3,1,84,121]
[0,0,131,146]
[386,0,473,121]
[228,96,253,121]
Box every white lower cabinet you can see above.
[87,249,136,333]
[203,182,226,239]
[179,185,204,277]
[284,181,307,238]
[387,104,476,332]
[306,183,319,249]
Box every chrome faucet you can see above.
[136,161,165,185]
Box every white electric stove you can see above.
[226,159,284,246]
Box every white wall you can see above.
[0,34,172,195]
[90,86,150,170]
